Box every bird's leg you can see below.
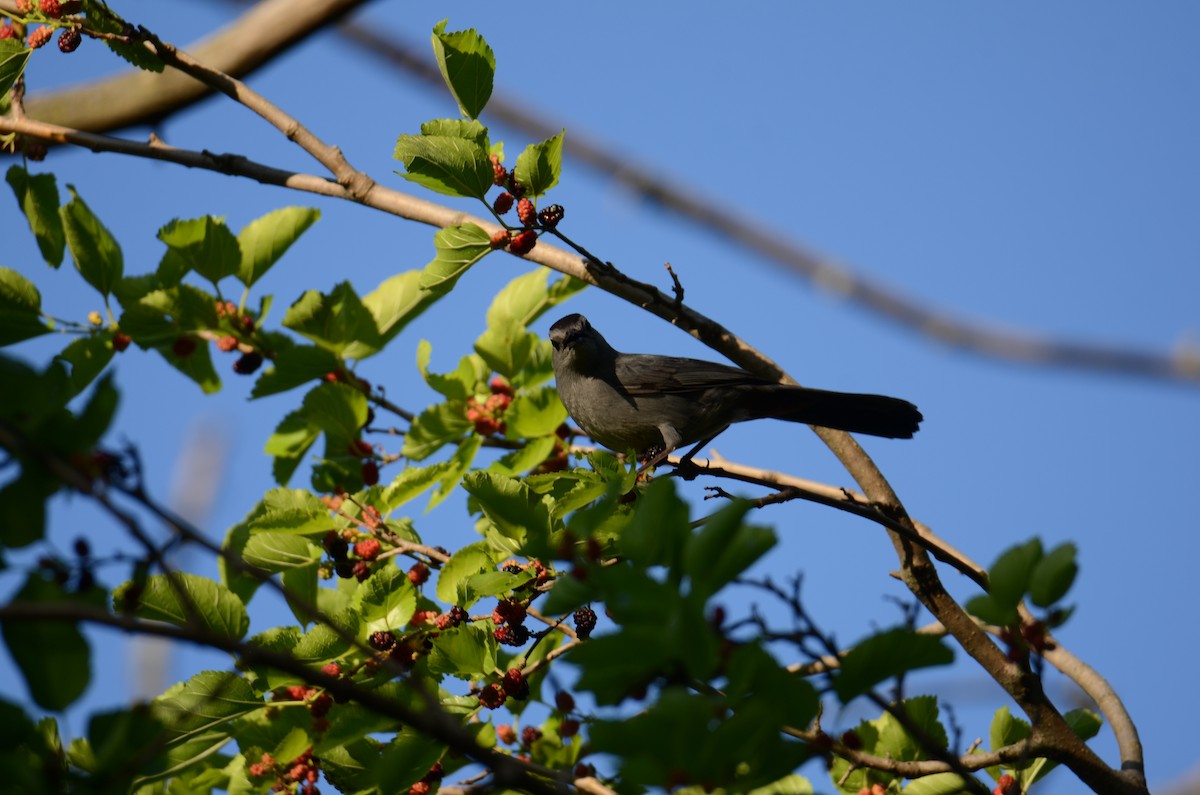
[678,425,728,467]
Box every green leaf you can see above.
[489,435,557,476]
[151,671,260,748]
[242,532,324,572]
[475,325,537,379]
[113,572,250,641]
[988,538,1043,610]
[427,433,482,509]
[430,20,495,119]
[237,206,320,288]
[378,461,454,510]
[461,470,554,548]
[504,386,568,438]
[513,130,565,199]
[834,628,954,702]
[428,623,497,680]
[965,593,1017,628]
[683,500,772,599]
[901,774,970,795]
[292,617,357,663]
[283,281,383,359]
[0,266,50,345]
[2,575,91,711]
[416,340,487,400]
[436,541,495,605]
[264,409,320,486]
[281,564,320,627]
[61,186,123,298]
[0,40,32,99]
[6,166,64,267]
[393,134,494,199]
[989,706,1030,756]
[419,223,493,294]
[55,334,114,395]
[157,216,242,285]
[362,270,440,346]
[251,344,342,398]
[1029,542,1078,607]
[402,401,471,461]
[375,730,449,792]
[354,565,418,633]
[246,488,334,536]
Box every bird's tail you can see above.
[756,386,923,439]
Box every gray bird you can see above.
[549,313,922,467]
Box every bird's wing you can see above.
[613,354,770,395]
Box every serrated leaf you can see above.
[157,216,242,285]
[393,135,494,199]
[113,573,250,641]
[430,20,495,119]
[513,130,564,199]
[504,386,567,438]
[834,629,954,702]
[901,773,970,795]
[428,623,497,680]
[152,671,259,742]
[461,470,554,547]
[6,166,64,267]
[237,206,320,288]
[416,339,488,400]
[302,381,369,441]
[421,117,491,147]
[1029,542,1078,608]
[61,186,123,298]
[488,435,556,476]
[427,434,482,509]
[419,223,493,294]
[377,461,454,510]
[242,532,323,572]
[283,282,382,359]
[375,730,449,792]
[0,267,50,345]
[435,541,495,605]
[475,325,537,379]
[246,488,332,535]
[264,409,320,486]
[684,501,774,600]
[0,40,32,99]
[2,575,90,711]
[354,566,417,633]
[402,401,471,461]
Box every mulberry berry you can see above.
[39,0,62,18]
[555,690,575,713]
[233,351,263,374]
[517,198,536,227]
[361,460,380,486]
[216,335,238,352]
[369,630,396,651]
[492,192,514,215]
[478,682,507,709]
[489,154,507,186]
[574,605,597,639]
[112,333,132,352]
[407,562,430,585]
[58,28,82,52]
[27,25,53,49]
[354,538,381,561]
[538,204,564,229]
[508,230,537,255]
[489,229,511,250]
[0,22,15,40]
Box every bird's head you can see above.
[549,314,616,369]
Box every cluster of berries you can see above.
[465,376,514,436]
[486,154,566,255]
[247,747,320,795]
[4,1,83,52]
[213,300,263,375]
[324,529,386,582]
[492,597,530,647]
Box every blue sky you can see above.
[4,3,1198,792]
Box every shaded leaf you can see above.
[113,572,250,641]
[237,206,320,288]
[834,629,954,702]
[430,20,495,119]
[513,130,564,199]
[61,186,123,298]
[6,165,64,267]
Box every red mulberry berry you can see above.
[478,682,507,709]
[39,0,62,17]
[407,562,429,585]
[489,376,513,397]
[517,198,536,227]
[233,351,263,374]
[520,726,542,747]
[354,538,381,560]
[574,605,597,639]
[494,624,529,647]
[216,335,238,352]
[501,668,524,695]
[112,333,132,352]
[493,192,514,215]
[15,0,34,14]
[320,662,341,678]
[0,22,16,40]
[27,25,53,49]
[559,718,580,737]
[489,229,511,250]
[352,560,372,581]
[409,782,431,795]
[448,605,468,625]
[361,460,380,486]
[490,154,507,187]
[492,598,527,627]
[538,204,564,229]
[555,691,575,713]
[506,175,526,199]
[347,439,373,458]
[508,230,537,255]
[309,692,333,718]
[496,723,517,744]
